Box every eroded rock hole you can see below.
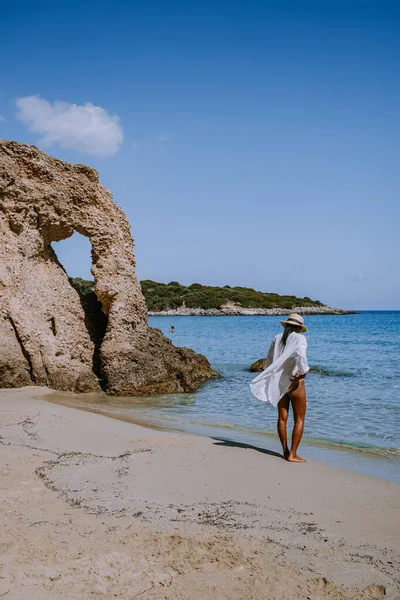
[51,232,108,389]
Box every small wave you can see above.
[184,418,400,459]
[305,436,400,458]
[310,365,354,377]
[44,392,400,462]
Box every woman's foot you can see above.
[287,453,306,463]
[283,447,290,460]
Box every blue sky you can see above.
[1,0,399,309]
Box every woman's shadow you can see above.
[212,437,283,458]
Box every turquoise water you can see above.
[142,312,400,482]
[52,312,400,482]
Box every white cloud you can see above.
[15,95,123,156]
[157,132,176,144]
[0,114,5,122]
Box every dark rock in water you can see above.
[309,366,353,377]
[0,140,219,395]
[249,358,353,378]
[250,358,266,372]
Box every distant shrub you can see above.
[70,277,94,296]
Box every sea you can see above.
[49,311,400,483]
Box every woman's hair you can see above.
[281,325,301,347]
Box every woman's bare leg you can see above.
[288,380,307,462]
[277,395,290,459]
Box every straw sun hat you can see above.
[280,313,307,333]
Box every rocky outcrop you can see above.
[250,358,267,373]
[0,140,218,394]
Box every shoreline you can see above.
[148,305,356,316]
[1,386,399,599]
[44,388,400,484]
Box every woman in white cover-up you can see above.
[250,313,309,462]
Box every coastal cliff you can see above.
[0,140,218,394]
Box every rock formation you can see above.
[0,140,218,394]
[249,358,267,373]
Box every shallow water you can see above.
[150,312,400,452]
[46,311,400,483]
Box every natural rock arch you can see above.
[0,140,218,394]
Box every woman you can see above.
[250,313,309,462]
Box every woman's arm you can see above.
[293,337,309,378]
[290,371,307,382]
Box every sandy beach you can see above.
[0,387,399,600]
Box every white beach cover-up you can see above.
[250,332,309,407]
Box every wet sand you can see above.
[42,388,400,483]
[1,386,399,599]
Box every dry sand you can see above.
[0,387,399,600]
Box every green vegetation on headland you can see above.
[141,281,325,311]
[71,278,324,311]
